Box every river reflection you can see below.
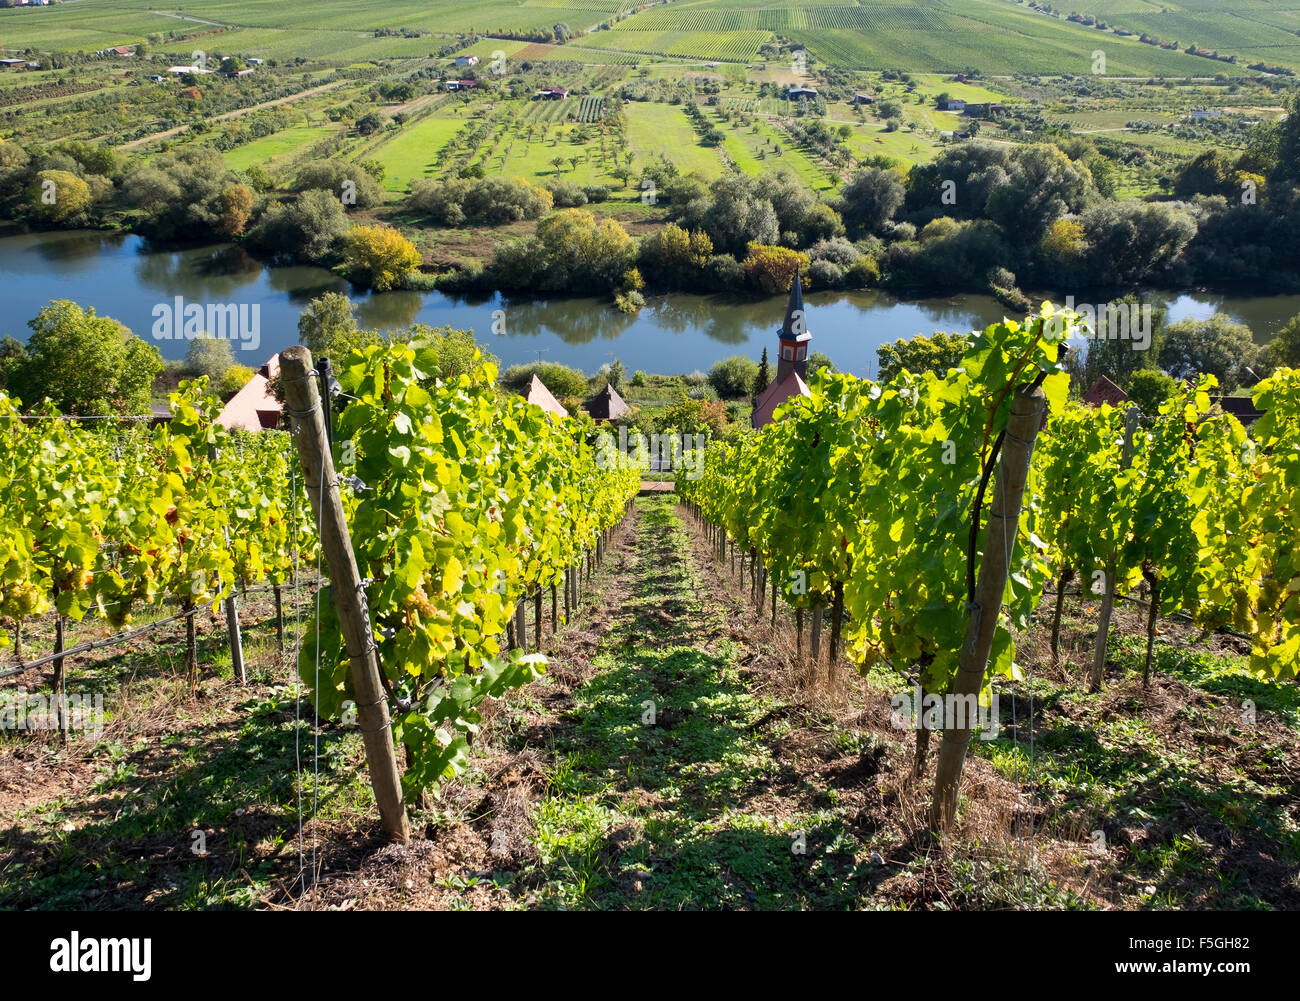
[1,230,1296,375]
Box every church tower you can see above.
[751,272,814,429]
[775,272,811,383]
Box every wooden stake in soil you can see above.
[281,345,409,845]
[551,582,558,635]
[1088,406,1139,694]
[533,587,542,651]
[828,582,844,679]
[1049,565,1073,665]
[929,384,1045,832]
[795,607,803,658]
[52,616,67,745]
[810,601,823,664]
[515,597,528,650]
[184,598,197,686]
[273,583,285,658]
[1142,567,1161,687]
[225,589,246,685]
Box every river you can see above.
[3,230,1297,378]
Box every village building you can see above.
[1081,375,1128,408]
[523,374,568,419]
[751,274,813,428]
[217,355,284,432]
[584,382,629,423]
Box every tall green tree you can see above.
[17,300,161,415]
[752,346,770,397]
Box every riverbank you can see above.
[5,231,1300,377]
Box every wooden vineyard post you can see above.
[533,588,542,650]
[1049,565,1073,666]
[184,599,197,685]
[770,574,777,626]
[564,568,572,623]
[828,581,844,678]
[225,590,246,685]
[811,601,823,664]
[280,345,409,844]
[1142,570,1161,688]
[1088,406,1139,694]
[929,383,1045,832]
[52,616,67,746]
[795,607,804,658]
[515,597,528,650]
[273,583,285,658]
[551,582,558,635]
[222,530,246,685]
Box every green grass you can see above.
[224,125,336,171]
[515,497,876,909]
[362,113,469,193]
[625,102,726,178]
[5,0,1296,73]
[0,586,363,910]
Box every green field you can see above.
[224,124,337,171]
[359,114,470,192]
[5,0,1297,73]
[625,102,726,178]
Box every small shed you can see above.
[523,374,568,419]
[1215,395,1264,426]
[1081,376,1128,408]
[584,382,629,422]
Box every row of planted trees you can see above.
[0,382,317,740]
[0,383,314,661]
[679,305,1300,829]
[306,341,641,799]
[1039,370,1300,687]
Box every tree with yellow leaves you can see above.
[342,223,422,291]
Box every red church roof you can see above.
[751,368,810,428]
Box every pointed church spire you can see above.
[775,271,811,384]
[781,271,806,339]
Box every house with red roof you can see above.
[217,355,283,431]
[523,373,568,419]
[1081,375,1128,408]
